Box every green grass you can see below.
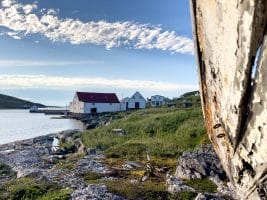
[59,141,77,153]
[170,191,197,200]
[0,177,72,200]
[37,189,72,200]
[82,178,197,200]
[105,180,199,200]
[184,178,217,193]
[79,107,208,160]
[79,171,104,182]
[105,180,168,200]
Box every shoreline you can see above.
[0,129,235,199]
[0,109,85,145]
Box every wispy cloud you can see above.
[0,60,103,67]
[0,74,198,91]
[0,0,194,54]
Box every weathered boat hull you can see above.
[190,0,267,199]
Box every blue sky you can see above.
[0,0,197,106]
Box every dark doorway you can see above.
[126,102,129,109]
[135,102,140,109]
[91,108,97,114]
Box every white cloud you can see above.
[2,0,13,7]
[6,31,21,39]
[0,59,103,67]
[22,4,37,14]
[0,74,198,91]
[0,0,194,54]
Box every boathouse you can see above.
[69,92,120,114]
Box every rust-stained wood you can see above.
[190,0,267,199]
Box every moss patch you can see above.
[103,179,168,200]
[79,171,104,182]
[0,177,72,200]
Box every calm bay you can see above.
[0,109,84,145]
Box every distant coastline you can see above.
[0,93,46,109]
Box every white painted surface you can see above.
[120,97,130,111]
[69,94,84,113]
[84,102,120,113]
[151,95,165,106]
[128,91,146,109]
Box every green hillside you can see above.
[0,94,45,109]
[78,106,209,159]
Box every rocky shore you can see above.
[0,130,236,199]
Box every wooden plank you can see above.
[190,0,267,198]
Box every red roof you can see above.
[76,92,120,103]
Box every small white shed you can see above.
[120,97,130,111]
[127,91,146,109]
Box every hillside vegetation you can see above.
[74,104,211,199]
[0,94,45,109]
[79,106,209,160]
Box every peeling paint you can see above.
[190,0,267,199]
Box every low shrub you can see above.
[1,177,72,200]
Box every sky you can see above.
[0,0,197,106]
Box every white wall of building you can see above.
[120,97,130,111]
[120,102,127,111]
[84,102,120,113]
[128,92,146,109]
[151,95,165,107]
[69,94,84,113]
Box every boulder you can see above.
[122,161,142,170]
[15,167,42,179]
[87,148,96,155]
[194,193,232,200]
[71,184,124,200]
[166,174,195,193]
[175,144,227,181]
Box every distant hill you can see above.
[0,94,46,109]
[180,90,200,98]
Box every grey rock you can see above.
[43,169,87,190]
[75,155,108,174]
[194,193,232,200]
[141,175,148,182]
[125,161,142,168]
[175,144,227,181]
[87,148,96,155]
[209,177,236,199]
[15,168,42,179]
[71,184,124,200]
[166,174,195,193]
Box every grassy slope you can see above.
[76,106,213,199]
[79,106,209,160]
[0,94,45,109]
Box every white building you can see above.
[127,91,146,109]
[69,92,121,114]
[120,97,130,111]
[151,95,165,107]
